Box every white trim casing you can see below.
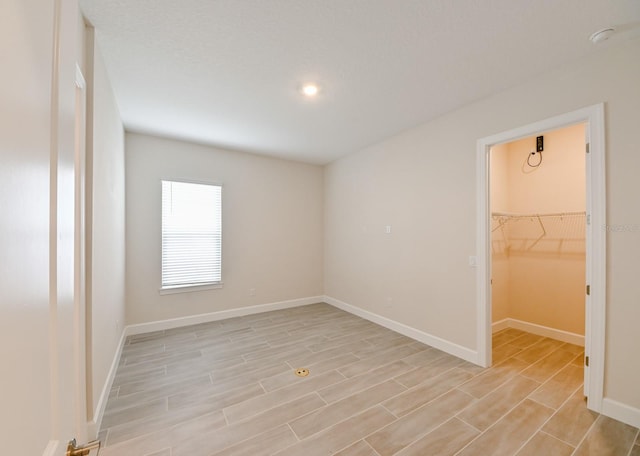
[476,142,491,367]
[324,296,478,364]
[476,103,606,413]
[584,104,607,413]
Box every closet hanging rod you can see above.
[491,211,586,218]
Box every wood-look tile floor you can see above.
[98,303,639,456]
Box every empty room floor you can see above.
[98,303,640,456]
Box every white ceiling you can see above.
[80,0,640,164]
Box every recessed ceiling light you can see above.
[589,28,615,44]
[301,83,320,97]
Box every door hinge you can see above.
[586,285,591,295]
[585,355,590,367]
[586,143,590,154]
[586,214,591,225]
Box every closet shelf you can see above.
[491,211,586,253]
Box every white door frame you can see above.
[73,63,89,443]
[46,1,90,454]
[475,103,606,412]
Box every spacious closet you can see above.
[490,123,587,346]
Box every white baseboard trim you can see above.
[124,296,324,336]
[491,318,510,333]
[323,296,478,364]
[602,398,640,429]
[88,327,128,437]
[492,318,584,346]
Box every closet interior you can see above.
[490,123,587,345]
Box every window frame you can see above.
[159,178,223,294]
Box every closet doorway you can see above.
[476,104,606,413]
[490,123,586,348]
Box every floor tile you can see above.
[514,338,564,364]
[398,347,444,366]
[290,379,406,439]
[318,360,408,403]
[493,343,523,364]
[457,375,540,431]
[101,397,168,429]
[224,370,344,423]
[395,417,479,456]
[458,356,529,399]
[366,389,475,456]
[520,349,577,383]
[542,388,598,446]
[528,364,584,409]
[98,305,638,456]
[143,449,171,456]
[340,345,422,377]
[382,368,474,417]
[573,415,638,456]
[100,409,227,456]
[456,399,554,456]
[106,403,225,445]
[492,330,522,348]
[272,406,397,456]
[393,353,464,389]
[333,440,379,456]
[514,431,573,456]
[209,424,298,456]
[560,342,584,354]
[172,393,326,455]
[508,333,544,348]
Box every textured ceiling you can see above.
[80,0,640,164]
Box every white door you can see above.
[0,1,92,455]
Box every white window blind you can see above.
[161,180,222,289]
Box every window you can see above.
[161,180,222,290]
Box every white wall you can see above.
[86,31,126,423]
[125,133,324,324]
[324,38,640,411]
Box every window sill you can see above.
[159,282,223,295]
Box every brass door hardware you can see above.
[66,438,100,456]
